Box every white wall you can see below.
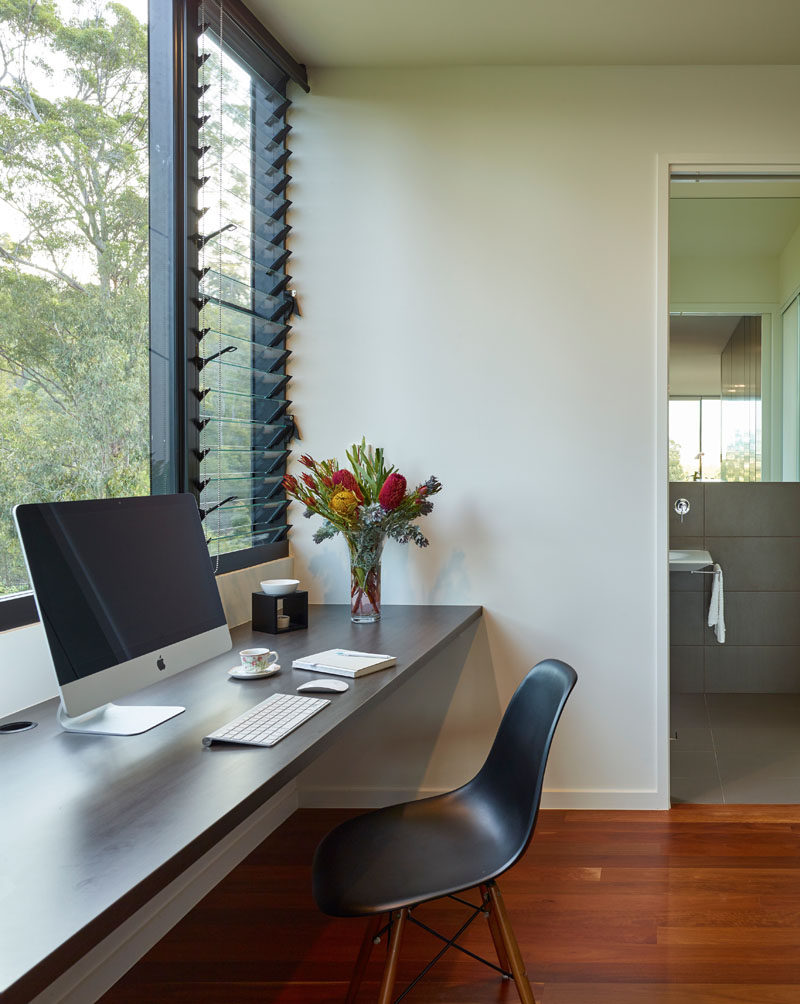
[288,65,800,809]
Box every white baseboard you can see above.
[540,788,669,810]
[300,785,669,811]
[30,782,299,1004]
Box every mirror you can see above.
[669,177,800,481]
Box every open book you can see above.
[292,649,397,678]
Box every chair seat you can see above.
[313,783,515,917]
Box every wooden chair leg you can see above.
[480,883,511,976]
[345,915,383,1004]
[377,908,408,1004]
[486,882,536,1004]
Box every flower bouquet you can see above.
[283,440,442,622]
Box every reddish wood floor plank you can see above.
[99,806,800,1003]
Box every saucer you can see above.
[228,665,281,680]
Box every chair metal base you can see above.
[344,880,536,1004]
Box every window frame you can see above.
[0,0,307,629]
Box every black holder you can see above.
[252,590,308,634]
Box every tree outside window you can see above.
[0,0,149,597]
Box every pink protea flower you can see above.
[379,472,407,511]
[332,469,363,502]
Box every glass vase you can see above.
[348,535,384,623]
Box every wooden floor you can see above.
[100,805,800,1004]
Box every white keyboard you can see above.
[202,692,330,747]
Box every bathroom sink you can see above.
[669,549,713,573]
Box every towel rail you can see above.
[690,568,716,575]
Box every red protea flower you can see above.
[379,472,407,511]
[299,454,316,469]
[283,474,298,493]
[301,472,316,489]
[332,469,364,502]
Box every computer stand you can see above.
[56,701,185,736]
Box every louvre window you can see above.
[188,0,303,571]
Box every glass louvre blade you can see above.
[198,414,290,432]
[196,325,288,357]
[199,472,284,485]
[205,242,289,287]
[198,122,290,181]
[199,228,290,271]
[199,476,284,501]
[197,302,288,345]
[196,182,287,241]
[199,377,291,403]
[197,340,289,369]
[198,100,284,152]
[195,157,287,209]
[196,292,288,325]
[199,268,283,316]
[205,525,290,548]
[202,497,289,514]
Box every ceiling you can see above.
[670,197,800,258]
[670,315,742,355]
[248,0,800,70]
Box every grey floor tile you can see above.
[721,776,800,803]
[670,693,709,728]
[670,726,714,752]
[716,749,800,783]
[711,724,800,753]
[670,776,724,804]
[707,692,800,728]
[670,750,719,778]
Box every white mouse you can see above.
[297,678,349,694]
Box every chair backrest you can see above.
[468,658,577,878]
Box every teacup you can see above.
[239,647,279,674]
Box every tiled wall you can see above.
[670,483,800,693]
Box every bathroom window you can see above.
[669,397,722,481]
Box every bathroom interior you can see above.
[669,172,800,803]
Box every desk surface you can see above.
[0,603,481,1004]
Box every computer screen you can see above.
[14,494,232,734]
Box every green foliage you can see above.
[669,439,688,482]
[0,0,149,595]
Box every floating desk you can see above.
[0,603,481,1004]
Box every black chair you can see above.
[312,658,577,1004]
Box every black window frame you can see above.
[0,0,307,631]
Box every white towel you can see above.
[707,563,725,643]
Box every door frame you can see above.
[655,158,800,806]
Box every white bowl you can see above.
[260,578,300,596]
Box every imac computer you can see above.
[14,493,232,735]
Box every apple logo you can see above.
[157,656,166,671]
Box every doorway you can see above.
[666,170,800,804]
